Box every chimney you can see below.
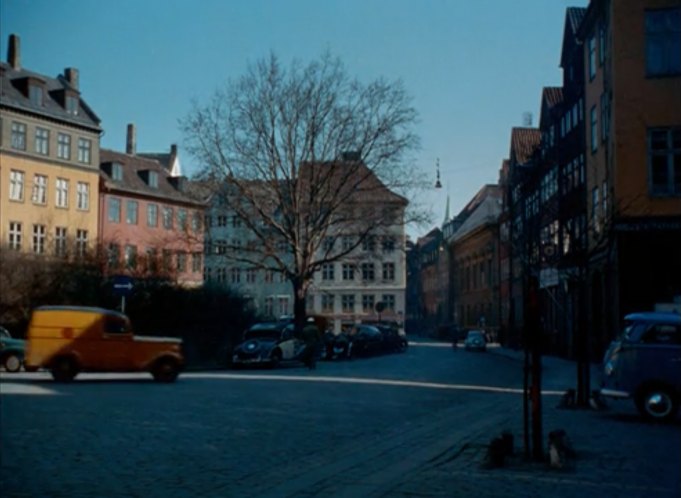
[126,124,136,155]
[170,144,177,159]
[64,67,79,90]
[8,34,20,69]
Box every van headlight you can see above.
[604,360,616,376]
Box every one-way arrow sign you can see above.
[112,275,134,297]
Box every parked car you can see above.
[464,330,487,352]
[600,312,681,422]
[348,324,385,357]
[1,326,26,372]
[375,325,408,353]
[232,321,306,368]
[24,306,184,382]
[322,330,352,360]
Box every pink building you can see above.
[98,125,205,286]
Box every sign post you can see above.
[112,275,134,313]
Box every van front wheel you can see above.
[152,358,180,382]
[51,357,78,382]
[636,386,679,422]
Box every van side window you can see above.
[641,324,681,345]
[105,316,130,335]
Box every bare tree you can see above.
[182,52,425,329]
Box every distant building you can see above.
[99,124,205,286]
[0,34,102,259]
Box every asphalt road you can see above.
[1,341,679,497]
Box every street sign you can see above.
[112,275,134,297]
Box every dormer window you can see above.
[111,162,123,181]
[148,171,159,188]
[65,95,79,115]
[29,84,43,106]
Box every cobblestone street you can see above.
[1,342,679,497]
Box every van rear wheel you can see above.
[3,353,22,373]
[51,357,78,382]
[636,386,679,422]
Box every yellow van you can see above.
[24,306,184,382]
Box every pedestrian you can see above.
[302,318,319,370]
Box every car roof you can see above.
[249,322,284,331]
[624,312,681,325]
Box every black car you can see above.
[375,325,408,353]
[348,325,385,357]
[231,322,306,368]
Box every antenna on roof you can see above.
[434,158,442,189]
[522,112,533,127]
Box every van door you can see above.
[639,323,681,390]
[99,315,133,370]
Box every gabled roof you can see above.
[539,87,564,129]
[452,185,502,243]
[561,7,587,68]
[0,62,101,131]
[509,127,541,166]
[100,149,204,207]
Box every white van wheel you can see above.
[3,353,22,372]
[636,387,679,422]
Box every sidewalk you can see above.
[387,344,681,498]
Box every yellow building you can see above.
[0,34,101,258]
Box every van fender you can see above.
[143,352,184,371]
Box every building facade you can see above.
[1,34,101,259]
[99,125,205,286]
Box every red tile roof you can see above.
[510,128,541,165]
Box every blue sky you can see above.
[1,0,587,238]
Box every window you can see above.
[342,236,354,251]
[148,171,158,188]
[322,237,335,252]
[588,35,597,80]
[126,200,138,224]
[361,262,375,281]
[602,180,608,217]
[590,106,598,153]
[217,215,228,227]
[65,95,79,115]
[54,227,66,258]
[192,253,202,273]
[592,187,601,234]
[178,208,188,231]
[55,178,69,208]
[108,243,120,269]
[215,240,227,255]
[322,263,335,281]
[108,198,121,223]
[362,236,376,252]
[163,207,173,229]
[9,170,24,201]
[382,294,396,311]
[231,215,241,228]
[77,138,91,164]
[32,224,46,253]
[598,22,607,66]
[57,133,71,160]
[382,236,395,253]
[382,262,395,281]
[29,84,43,106]
[147,203,158,227]
[649,128,681,195]
[11,122,26,150]
[8,222,22,250]
[231,267,241,284]
[646,8,681,77]
[322,294,335,313]
[77,182,90,210]
[177,252,187,272]
[342,263,355,280]
[600,93,610,143]
[278,296,290,316]
[192,212,202,232]
[35,127,49,155]
[362,294,375,312]
[265,270,275,283]
[162,250,173,271]
[341,294,355,313]
[246,268,257,283]
[32,174,47,205]
[111,162,123,181]
[124,245,138,269]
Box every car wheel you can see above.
[152,358,180,383]
[3,353,22,372]
[51,357,78,382]
[270,350,282,368]
[636,385,679,422]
